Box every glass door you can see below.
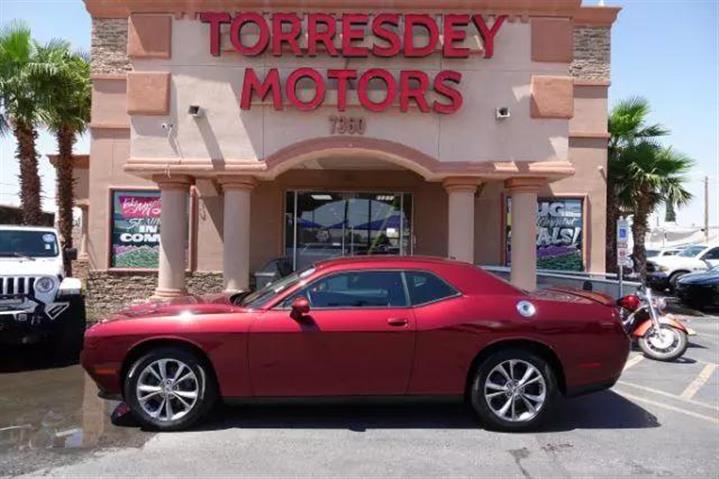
[285,191,413,271]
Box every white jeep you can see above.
[0,225,86,360]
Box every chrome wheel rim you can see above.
[647,327,680,353]
[136,359,199,422]
[484,359,546,423]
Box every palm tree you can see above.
[0,22,58,225]
[43,45,91,275]
[613,142,693,279]
[607,98,669,274]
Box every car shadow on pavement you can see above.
[187,390,658,433]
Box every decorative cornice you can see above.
[504,177,547,191]
[572,6,621,27]
[569,131,610,139]
[85,0,583,18]
[573,79,611,87]
[152,174,194,189]
[91,73,127,81]
[217,175,259,191]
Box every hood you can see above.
[0,256,63,277]
[678,269,719,286]
[104,293,244,322]
[531,287,615,306]
[649,255,706,269]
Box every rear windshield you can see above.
[0,230,59,258]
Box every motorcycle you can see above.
[617,287,695,361]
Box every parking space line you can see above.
[623,354,644,371]
[680,364,718,400]
[617,391,719,425]
[616,381,719,411]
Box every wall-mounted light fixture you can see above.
[188,105,203,118]
[496,107,511,120]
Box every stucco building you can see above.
[82,0,619,316]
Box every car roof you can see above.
[313,255,472,270]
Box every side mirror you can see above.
[290,296,310,320]
[64,247,78,261]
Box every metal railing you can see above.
[480,265,642,298]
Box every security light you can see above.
[188,105,203,117]
[496,107,511,120]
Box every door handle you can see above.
[387,317,409,327]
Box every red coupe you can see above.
[82,256,630,432]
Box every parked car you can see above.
[647,244,719,291]
[82,256,629,432]
[676,266,719,311]
[0,225,86,360]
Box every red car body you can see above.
[82,257,629,402]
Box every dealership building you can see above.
[80,0,619,314]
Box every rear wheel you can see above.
[669,271,688,293]
[124,347,217,431]
[638,326,688,361]
[470,349,559,432]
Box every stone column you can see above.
[219,176,257,293]
[79,204,89,260]
[443,178,479,264]
[506,178,544,291]
[154,176,192,298]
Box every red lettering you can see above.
[357,69,396,112]
[286,68,326,111]
[307,13,338,57]
[230,13,270,56]
[443,14,470,58]
[371,13,401,57]
[433,70,463,114]
[399,70,430,112]
[342,13,369,57]
[327,69,357,112]
[404,14,439,58]
[199,12,230,57]
[472,14,507,59]
[272,13,303,56]
[240,68,282,110]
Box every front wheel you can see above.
[124,347,217,431]
[469,349,559,432]
[638,326,688,361]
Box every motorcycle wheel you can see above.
[638,326,688,361]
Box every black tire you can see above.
[50,296,86,363]
[638,326,688,361]
[470,349,559,432]
[124,347,217,431]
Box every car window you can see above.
[287,271,408,309]
[679,246,706,257]
[702,248,719,260]
[405,271,459,306]
[646,250,659,258]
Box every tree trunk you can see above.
[14,121,43,225]
[605,178,618,275]
[56,125,76,277]
[632,194,651,282]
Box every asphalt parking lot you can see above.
[1,315,717,479]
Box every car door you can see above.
[248,270,416,397]
[701,247,719,268]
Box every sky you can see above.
[0,0,717,230]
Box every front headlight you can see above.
[35,276,57,294]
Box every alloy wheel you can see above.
[136,358,199,422]
[483,359,547,423]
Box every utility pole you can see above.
[705,176,710,243]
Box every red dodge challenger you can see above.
[82,256,630,432]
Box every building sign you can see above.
[506,198,585,272]
[199,12,506,114]
[110,191,162,269]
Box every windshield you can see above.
[0,230,59,258]
[239,267,316,309]
[679,246,705,257]
[646,250,659,258]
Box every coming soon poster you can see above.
[110,191,162,268]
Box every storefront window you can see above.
[285,192,413,271]
[109,190,189,269]
[505,197,584,272]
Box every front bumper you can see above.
[0,309,53,344]
[646,272,670,289]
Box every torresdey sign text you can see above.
[199,12,506,114]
